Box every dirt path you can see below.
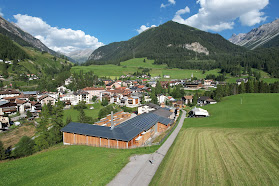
[108,110,186,186]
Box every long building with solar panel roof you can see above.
[61,108,174,148]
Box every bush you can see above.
[13,136,35,158]
[98,105,118,119]
[101,98,109,106]
[74,101,87,110]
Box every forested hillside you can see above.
[87,21,245,65]
[0,33,29,60]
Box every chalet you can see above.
[197,96,217,106]
[189,107,209,117]
[182,95,193,105]
[39,95,56,106]
[184,82,203,90]
[0,100,17,114]
[0,89,20,99]
[61,110,174,149]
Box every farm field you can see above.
[0,145,158,186]
[151,127,279,185]
[151,93,279,185]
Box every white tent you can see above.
[190,107,209,117]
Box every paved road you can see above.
[108,110,186,186]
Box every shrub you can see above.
[13,136,35,158]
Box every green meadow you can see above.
[151,93,279,185]
[63,103,103,123]
[72,58,279,82]
[0,145,158,186]
[71,58,220,79]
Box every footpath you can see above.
[108,110,186,186]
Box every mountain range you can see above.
[229,19,279,49]
[0,16,58,56]
[87,21,245,65]
[67,49,94,63]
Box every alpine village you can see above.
[0,8,279,186]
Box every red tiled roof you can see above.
[83,87,105,91]
[184,95,193,99]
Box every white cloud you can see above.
[161,0,176,8]
[0,8,4,17]
[136,24,156,34]
[13,14,103,54]
[172,0,269,32]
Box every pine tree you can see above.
[0,141,6,160]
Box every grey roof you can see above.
[22,91,38,95]
[0,100,9,106]
[61,112,173,142]
[152,108,173,118]
[146,103,160,109]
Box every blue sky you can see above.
[0,0,278,54]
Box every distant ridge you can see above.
[229,19,279,49]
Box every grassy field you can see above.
[151,93,279,185]
[63,103,103,123]
[71,58,220,79]
[185,93,279,128]
[72,58,279,82]
[0,144,159,186]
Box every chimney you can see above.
[110,111,114,130]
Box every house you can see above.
[204,80,213,86]
[236,78,248,85]
[16,99,32,114]
[39,95,56,106]
[30,101,42,116]
[0,100,18,114]
[83,87,105,100]
[61,110,174,149]
[0,89,20,99]
[0,108,9,129]
[119,96,140,108]
[197,96,217,106]
[182,95,193,105]
[138,103,160,115]
[74,90,90,104]
[188,107,209,117]
[184,83,203,90]
[57,86,68,93]
[157,94,166,104]
[21,91,39,99]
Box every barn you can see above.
[61,111,174,149]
